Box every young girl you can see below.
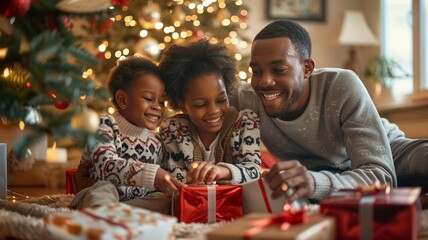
[158,39,262,185]
[69,56,183,213]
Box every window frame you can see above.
[381,0,428,102]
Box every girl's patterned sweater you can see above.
[81,112,163,201]
[160,108,262,184]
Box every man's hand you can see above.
[154,168,185,197]
[263,160,315,202]
[186,161,231,184]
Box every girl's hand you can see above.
[154,168,185,197]
[186,161,231,184]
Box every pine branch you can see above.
[68,45,101,67]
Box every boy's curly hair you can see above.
[159,39,238,110]
[107,56,159,108]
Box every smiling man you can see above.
[232,20,428,202]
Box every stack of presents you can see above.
[44,167,423,240]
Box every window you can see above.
[382,0,428,98]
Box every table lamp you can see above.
[339,10,378,73]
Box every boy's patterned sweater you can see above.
[81,112,163,201]
[160,108,262,184]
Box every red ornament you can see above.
[239,14,248,23]
[96,52,106,61]
[112,0,129,7]
[98,18,114,33]
[0,0,31,18]
[54,101,70,110]
[192,28,204,40]
[48,92,70,110]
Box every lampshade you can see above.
[339,10,378,46]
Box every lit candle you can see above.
[46,142,67,163]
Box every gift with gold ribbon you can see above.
[320,182,421,240]
[172,184,242,223]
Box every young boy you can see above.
[158,39,262,185]
[69,56,183,214]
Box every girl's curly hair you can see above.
[159,39,238,110]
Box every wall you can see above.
[244,0,428,138]
[244,0,380,72]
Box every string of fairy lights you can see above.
[96,0,252,78]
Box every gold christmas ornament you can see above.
[217,9,231,21]
[138,1,161,29]
[71,109,99,132]
[171,6,186,25]
[134,37,160,59]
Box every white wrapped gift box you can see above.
[242,178,287,214]
[45,203,176,240]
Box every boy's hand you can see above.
[186,161,231,184]
[154,168,184,197]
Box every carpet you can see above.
[0,194,427,240]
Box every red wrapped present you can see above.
[320,184,421,240]
[206,213,335,240]
[65,168,76,194]
[172,184,242,223]
[260,151,279,169]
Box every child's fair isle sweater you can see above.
[81,112,163,201]
[160,108,262,184]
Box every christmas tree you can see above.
[0,0,116,162]
[88,0,252,84]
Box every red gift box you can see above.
[320,187,421,240]
[260,151,279,169]
[172,184,242,223]
[65,168,76,194]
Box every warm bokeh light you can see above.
[140,30,148,37]
[19,121,25,130]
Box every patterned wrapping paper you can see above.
[44,203,177,240]
[242,178,287,214]
[206,213,335,240]
[320,187,421,240]
[172,184,242,223]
